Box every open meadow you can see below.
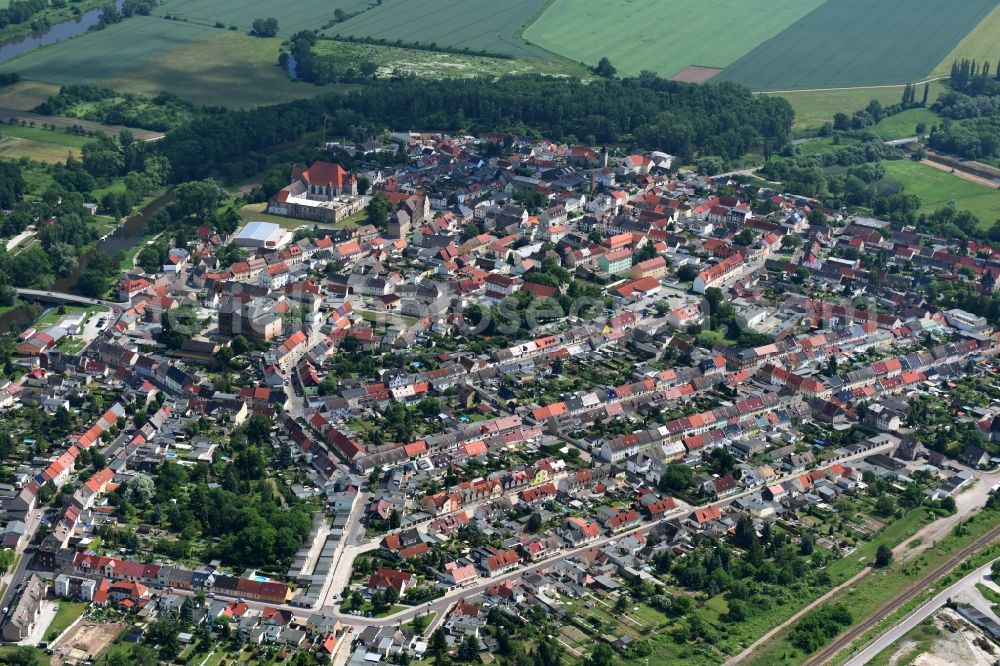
[522,0,824,77]
[767,81,947,131]
[0,123,90,162]
[311,39,589,79]
[882,159,1000,226]
[329,0,552,59]
[718,0,996,90]
[871,108,940,141]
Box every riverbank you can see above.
[0,0,113,64]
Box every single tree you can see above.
[592,57,617,78]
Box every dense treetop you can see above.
[159,74,794,182]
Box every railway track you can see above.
[802,520,1000,666]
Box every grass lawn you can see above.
[45,601,88,640]
[719,0,996,90]
[867,620,940,666]
[331,0,552,60]
[0,647,47,662]
[931,1,1000,77]
[202,651,228,666]
[872,108,941,141]
[524,0,824,77]
[881,159,1000,226]
[35,304,109,327]
[347,601,407,618]
[768,80,947,130]
[312,39,590,80]
[237,204,313,230]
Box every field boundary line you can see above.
[758,76,947,95]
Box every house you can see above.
[480,549,520,578]
[602,509,641,533]
[109,581,150,610]
[2,574,44,641]
[631,256,666,280]
[693,253,743,293]
[163,248,190,274]
[599,248,633,275]
[367,568,416,597]
[440,561,478,587]
[561,517,601,546]
[962,444,990,468]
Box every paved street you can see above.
[843,560,996,666]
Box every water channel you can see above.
[0,0,124,65]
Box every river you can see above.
[0,0,125,65]
[0,192,174,332]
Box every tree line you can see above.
[155,73,794,183]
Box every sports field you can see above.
[522,0,824,77]
[718,0,997,90]
[152,0,375,36]
[329,0,552,60]
[882,159,1000,226]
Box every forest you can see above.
[929,60,1000,161]
[157,74,794,183]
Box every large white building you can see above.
[233,221,293,250]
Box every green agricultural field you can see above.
[0,123,90,162]
[1,22,331,108]
[0,80,60,111]
[1,18,217,86]
[769,81,947,131]
[523,0,824,78]
[152,0,375,36]
[719,0,996,90]
[932,1,1000,77]
[311,39,589,80]
[329,0,552,60]
[882,159,1000,226]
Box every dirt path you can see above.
[920,158,1000,189]
[758,76,948,95]
[0,108,163,141]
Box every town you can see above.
[0,131,999,666]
